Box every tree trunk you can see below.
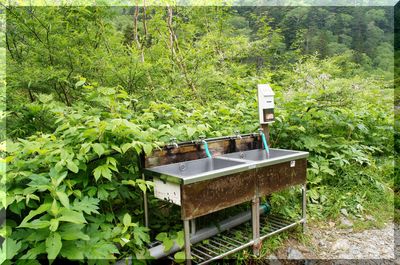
[166,6,196,92]
[134,2,144,62]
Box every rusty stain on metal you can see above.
[180,158,307,220]
[144,135,307,221]
[181,171,256,219]
[257,159,307,196]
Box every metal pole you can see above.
[301,184,307,232]
[142,173,149,227]
[190,219,196,236]
[252,197,260,256]
[184,219,191,264]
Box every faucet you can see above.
[258,128,270,158]
[234,130,244,153]
[235,130,242,140]
[199,136,212,158]
[168,138,179,148]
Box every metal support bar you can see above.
[190,219,196,236]
[142,173,149,227]
[184,220,191,265]
[251,197,260,256]
[301,184,307,232]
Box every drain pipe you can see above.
[148,203,270,260]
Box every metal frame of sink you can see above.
[142,135,309,264]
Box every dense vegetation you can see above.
[2,5,395,263]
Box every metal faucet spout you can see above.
[258,129,270,158]
[201,139,212,158]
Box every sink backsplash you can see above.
[143,135,262,168]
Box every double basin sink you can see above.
[144,148,309,185]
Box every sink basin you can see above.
[144,148,308,184]
[144,157,248,183]
[221,148,302,161]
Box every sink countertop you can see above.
[144,148,309,185]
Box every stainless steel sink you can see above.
[220,148,309,168]
[144,157,248,184]
[144,148,308,184]
[221,148,301,161]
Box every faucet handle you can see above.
[234,130,242,139]
[168,137,178,148]
[258,128,264,134]
[197,135,206,144]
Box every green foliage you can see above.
[3,5,394,264]
[3,85,157,262]
[269,55,393,221]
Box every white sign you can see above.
[154,178,181,206]
[257,84,275,124]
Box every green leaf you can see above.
[155,232,167,241]
[123,213,131,227]
[121,180,136,187]
[162,238,174,252]
[176,231,185,248]
[143,143,153,155]
[111,145,122,153]
[133,226,150,246]
[106,157,117,167]
[174,251,186,263]
[58,208,87,224]
[49,169,68,187]
[27,174,51,191]
[19,203,51,226]
[19,219,50,229]
[50,218,60,232]
[59,224,90,241]
[121,143,132,154]
[66,160,79,173]
[0,238,21,263]
[97,186,109,200]
[93,164,112,181]
[56,191,70,208]
[187,127,196,138]
[83,240,119,259]
[72,197,99,215]
[75,80,86,87]
[92,143,105,157]
[101,166,112,181]
[46,232,62,260]
[60,241,84,260]
[20,243,46,259]
[93,166,102,181]
[138,183,147,193]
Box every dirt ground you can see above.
[265,221,396,264]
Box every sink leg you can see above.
[142,173,149,227]
[184,219,192,264]
[252,197,261,256]
[301,184,307,233]
[190,219,196,236]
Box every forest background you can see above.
[1,3,398,263]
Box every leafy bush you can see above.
[2,5,394,263]
[3,53,394,262]
[3,85,157,263]
[269,56,394,221]
[2,80,263,262]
